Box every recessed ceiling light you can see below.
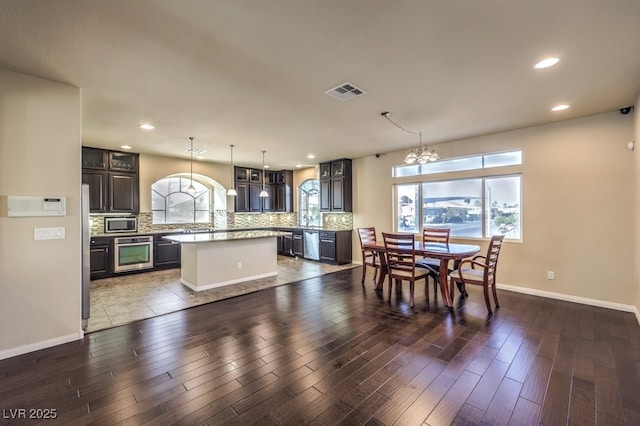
[296,165,303,168]
[139,123,155,130]
[551,104,570,111]
[264,165,270,169]
[307,154,315,159]
[120,145,132,150]
[534,57,560,69]
[196,156,205,160]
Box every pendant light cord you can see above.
[380,111,422,136]
[189,137,194,181]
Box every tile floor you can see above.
[87,256,358,332]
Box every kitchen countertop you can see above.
[164,230,292,244]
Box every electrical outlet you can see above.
[237,262,242,270]
[547,271,555,280]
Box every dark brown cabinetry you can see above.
[154,234,181,269]
[292,230,304,257]
[82,147,139,214]
[89,237,112,280]
[234,166,293,213]
[319,230,352,264]
[275,170,293,212]
[276,229,294,256]
[319,159,352,212]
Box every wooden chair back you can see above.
[382,232,417,274]
[448,234,505,314]
[422,227,450,244]
[357,227,380,284]
[483,234,504,284]
[382,232,430,307]
[357,227,377,248]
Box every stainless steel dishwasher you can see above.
[303,230,320,260]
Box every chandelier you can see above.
[381,112,439,164]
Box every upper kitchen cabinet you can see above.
[234,166,293,213]
[82,146,139,214]
[319,158,352,212]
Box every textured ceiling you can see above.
[1,0,639,169]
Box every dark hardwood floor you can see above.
[1,267,639,425]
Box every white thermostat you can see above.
[6,195,67,217]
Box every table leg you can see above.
[375,252,387,291]
[438,260,452,308]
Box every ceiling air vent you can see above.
[324,82,367,102]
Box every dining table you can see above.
[363,240,481,308]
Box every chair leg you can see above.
[387,276,393,302]
[483,285,493,314]
[449,277,456,304]
[361,264,367,284]
[424,277,430,303]
[409,281,414,307]
[373,265,378,282]
[456,282,468,297]
[491,283,500,309]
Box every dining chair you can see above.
[357,227,381,284]
[382,232,431,307]
[448,235,505,314]
[415,227,451,299]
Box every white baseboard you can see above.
[0,331,83,361]
[497,283,640,325]
[181,272,278,292]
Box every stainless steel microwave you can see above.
[104,216,137,233]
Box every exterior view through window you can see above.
[151,176,211,224]
[298,179,320,226]
[394,151,521,240]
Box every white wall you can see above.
[0,70,82,359]
[634,94,640,317]
[354,111,637,310]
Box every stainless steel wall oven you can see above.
[113,236,153,273]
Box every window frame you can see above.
[392,150,523,242]
[298,179,321,227]
[151,176,212,224]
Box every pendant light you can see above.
[186,137,196,195]
[259,150,269,198]
[227,144,237,196]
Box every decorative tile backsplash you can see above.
[91,211,353,235]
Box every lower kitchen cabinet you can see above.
[319,230,352,264]
[154,234,181,269]
[292,230,304,257]
[277,231,294,256]
[89,237,112,279]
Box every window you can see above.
[298,179,320,226]
[393,150,522,240]
[152,177,211,224]
[393,150,522,177]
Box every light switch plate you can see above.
[34,227,66,240]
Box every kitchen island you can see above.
[164,230,292,292]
